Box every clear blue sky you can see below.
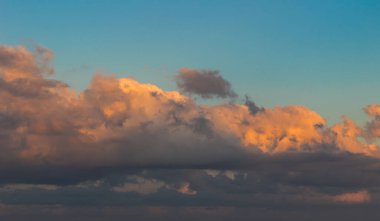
[1,0,379,124]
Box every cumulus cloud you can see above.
[1,44,380,215]
[175,68,237,98]
[0,44,379,174]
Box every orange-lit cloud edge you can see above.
[1,44,380,206]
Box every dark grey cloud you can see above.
[1,205,380,221]
[175,68,237,98]
[244,95,264,115]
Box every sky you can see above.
[1,0,380,220]
[1,0,380,123]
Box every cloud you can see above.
[0,44,54,80]
[1,204,380,221]
[364,104,380,138]
[0,45,379,175]
[1,44,380,217]
[244,95,264,115]
[112,176,166,195]
[364,104,380,117]
[0,184,59,191]
[331,190,371,204]
[176,182,197,195]
[175,68,237,98]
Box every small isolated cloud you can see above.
[176,68,237,99]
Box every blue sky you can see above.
[3,2,380,220]
[1,0,379,124]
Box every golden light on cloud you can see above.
[0,45,380,217]
[0,44,379,169]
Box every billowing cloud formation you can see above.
[2,44,380,220]
[175,68,237,98]
[0,44,379,175]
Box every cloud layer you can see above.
[1,44,380,220]
[0,44,380,173]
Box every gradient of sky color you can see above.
[3,1,380,220]
[1,0,379,124]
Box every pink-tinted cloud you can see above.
[331,190,371,204]
[0,44,379,188]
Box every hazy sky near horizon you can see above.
[1,0,380,124]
